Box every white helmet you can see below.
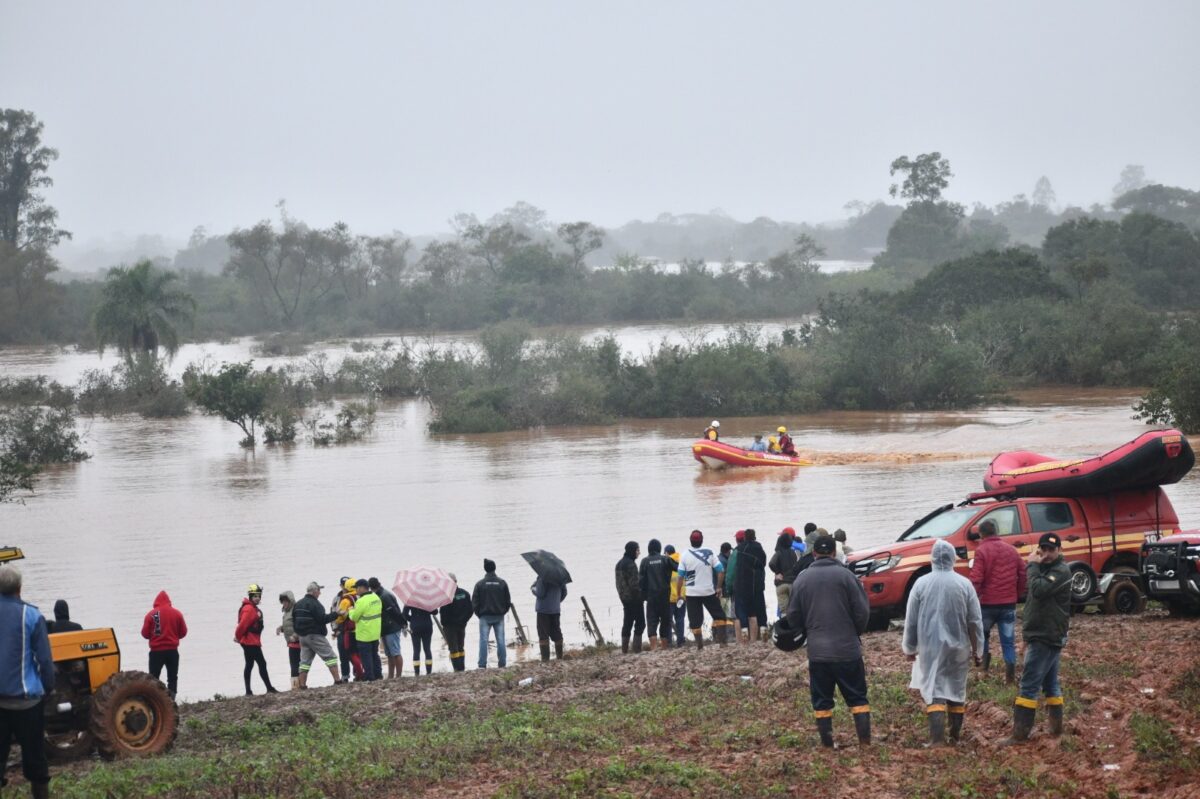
[711,420,720,428]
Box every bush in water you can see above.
[183,361,273,447]
[0,404,89,501]
[76,356,189,419]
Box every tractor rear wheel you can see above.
[90,670,178,760]
[44,729,95,761]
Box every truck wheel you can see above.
[90,671,178,760]
[1068,562,1098,605]
[1102,581,1145,615]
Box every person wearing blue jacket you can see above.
[0,566,55,799]
[532,576,567,661]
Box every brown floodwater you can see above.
[3,336,1198,700]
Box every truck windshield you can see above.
[898,507,978,541]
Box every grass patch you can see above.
[1130,712,1180,761]
[1173,665,1200,714]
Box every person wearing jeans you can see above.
[472,559,511,669]
[347,579,383,681]
[969,518,1027,683]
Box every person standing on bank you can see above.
[903,539,983,746]
[786,535,872,747]
[347,579,383,682]
[235,584,278,695]
[369,577,406,679]
[276,591,302,690]
[734,528,768,644]
[473,559,512,669]
[532,576,567,662]
[616,541,646,653]
[440,574,474,672]
[1008,532,1072,743]
[291,582,343,688]
[674,530,729,648]
[0,566,55,799]
[141,590,187,698]
[640,539,674,650]
[969,518,1026,684]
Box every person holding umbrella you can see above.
[392,566,459,674]
[522,550,572,663]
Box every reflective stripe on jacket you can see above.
[348,592,383,642]
[0,595,55,699]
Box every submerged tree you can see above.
[93,259,196,361]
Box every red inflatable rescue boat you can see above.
[692,440,814,469]
[982,429,1194,498]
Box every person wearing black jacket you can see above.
[734,529,768,644]
[639,539,674,650]
[616,541,645,653]
[440,575,474,672]
[472,559,512,669]
[369,577,407,679]
[770,531,800,619]
[292,582,344,688]
[46,599,83,634]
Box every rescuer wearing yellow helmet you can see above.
[777,426,796,456]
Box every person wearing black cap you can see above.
[616,541,645,653]
[1008,532,1072,743]
[292,582,343,688]
[786,535,871,747]
[472,559,511,669]
[440,574,473,672]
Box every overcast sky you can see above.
[3,1,1198,250]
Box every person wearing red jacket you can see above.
[141,590,187,698]
[234,584,278,695]
[969,519,1028,683]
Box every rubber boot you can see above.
[1047,702,1064,736]
[413,665,421,677]
[554,639,564,659]
[539,639,551,662]
[693,629,704,650]
[853,710,872,745]
[425,659,432,675]
[1003,703,1036,745]
[621,635,630,654]
[633,634,643,653]
[31,782,50,799]
[926,708,947,747]
[450,653,465,672]
[297,671,309,689]
[1005,661,1016,685]
[948,705,964,743]
[815,715,834,748]
[982,652,991,673]
[290,676,300,691]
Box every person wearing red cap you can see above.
[673,530,730,648]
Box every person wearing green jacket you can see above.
[1008,532,1072,743]
[347,579,383,681]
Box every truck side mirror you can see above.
[966,528,981,542]
[955,546,969,560]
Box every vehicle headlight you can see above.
[870,555,903,574]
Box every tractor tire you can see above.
[1102,581,1146,615]
[44,729,95,762]
[90,670,178,760]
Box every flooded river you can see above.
[3,334,1198,701]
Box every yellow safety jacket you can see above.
[348,592,382,642]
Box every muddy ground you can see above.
[25,610,1200,798]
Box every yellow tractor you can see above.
[2,546,178,761]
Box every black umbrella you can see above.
[522,550,572,585]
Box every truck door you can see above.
[1024,500,1087,564]
[963,504,1026,576]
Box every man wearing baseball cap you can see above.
[1007,532,1072,743]
[291,582,344,688]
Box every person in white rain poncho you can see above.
[902,539,983,746]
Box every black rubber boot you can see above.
[948,705,964,743]
[853,710,872,745]
[633,634,643,653]
[816,716,834,748]
[982,652,991,672]
[1005,662,1016,685]
[1003,703,1036,745]
[450,653,465,672]
[1047,702,1064,736]
[539,640,551,662]
[927,709,947,747]
[413,665,421,677]
[694,629,704,650]
[621,635,630,654]
[554,639,564,659]
[32,782,50,799]
[424,660,432,675]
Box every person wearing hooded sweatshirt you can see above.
[234,584,278,695]
[639,539,674,650]
[615,541,645,653]
[0,565,55,799]
[440,574,473,672]
[903,539,983,746]
[473,559,511,669]
[46,599,83,633]
[532,575,567,662]
[276,591,302,689]
[141,590,187,698]
[770,530,801,618]
[734,529,768,644]
[369,577,407,679]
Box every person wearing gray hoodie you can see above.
[276,591,301,690]
[532,576,567,662]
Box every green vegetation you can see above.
[0,403,89,502]
[1130,712,1180,760]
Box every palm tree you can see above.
[93,259,196,361]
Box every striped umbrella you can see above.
[392,567,456,612]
